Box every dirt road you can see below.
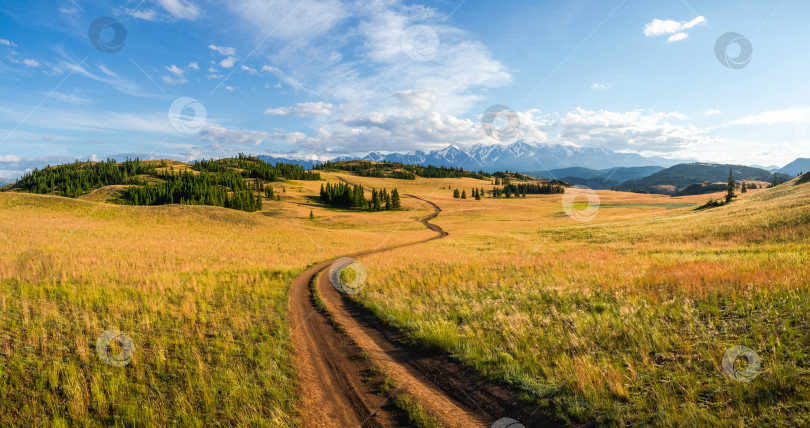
[288,195,558,427]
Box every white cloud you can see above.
[220,56,237,69]
[241,65,257,74]
[51,92,92,104]
[208,45,236,56]
[704,109,721,116]
[724,107,810,126]
[590,82,613,91]
[58,7,77,14]
[198,124,268,146]
[228,0,347,43]
[667,32,689,43]
[97,64,117,77]
[261,65,280,73]
[162,64,188,84]
[0,38,17,47]
[643,16,706,42]
[556,108,698,152]
[394,89,436,110]
[22,59,40,67]
[265,102,334,116]
[156,0,200,20]
[188,62,199,70]
[120,8,159,21]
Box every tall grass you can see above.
[353,179,810,426]
[0,190,430,426]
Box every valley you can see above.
[2,157,808,426]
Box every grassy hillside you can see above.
[345,175,810,426]
[618,163,790,194]
[527,166,665,189]
[5,155,320,212]
[0,177,432,426]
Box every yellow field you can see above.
[350,175,810,426]
[2,168,808,426]
[0,176,431,427]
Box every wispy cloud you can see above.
[643,16,706,42]
[265,102,334,116]
[208,45,236,56]
[162,64,188,84]
[156,0,201,20]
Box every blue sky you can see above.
[1,0,808,177]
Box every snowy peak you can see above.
[343,141,684,172]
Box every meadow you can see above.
[2,164,808,427]
[348,175,810,426]
[0,175,431,427]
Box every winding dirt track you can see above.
[288,195,560,427]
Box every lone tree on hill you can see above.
[726,168,736,203]
[461,190,467,199]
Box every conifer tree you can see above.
[726,168,736,203]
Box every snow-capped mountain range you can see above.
[330,141,687,173]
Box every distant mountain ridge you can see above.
[776,158,810,176]
[526,166,665,189]
[618,163,790,195]
[332,141,687,173]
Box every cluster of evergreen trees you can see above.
[319,182,401,210]
[315,161,490,180]
[453,188,485,200]
[195,154,321,181]
[118,170,263,212]
[13,159,162,197]
[499,182,565,196]
[481,182,565,198]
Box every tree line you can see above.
[315,161,491,180]
[195,154,321,181]
[12,159,163,198]
[452,182,566,199]
[118,170,263,212]
[319,182,402,210]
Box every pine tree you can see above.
[391,189,401,209]
[310,210,314,219]
[726,168,736,203]
[453,189,460,198]
[461,190,467,199]
[741,182,748,193]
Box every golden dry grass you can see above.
[349,175,810,426]
[0,178,432,426]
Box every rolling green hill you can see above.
[617,163,790,194]
[526,166,664,189]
